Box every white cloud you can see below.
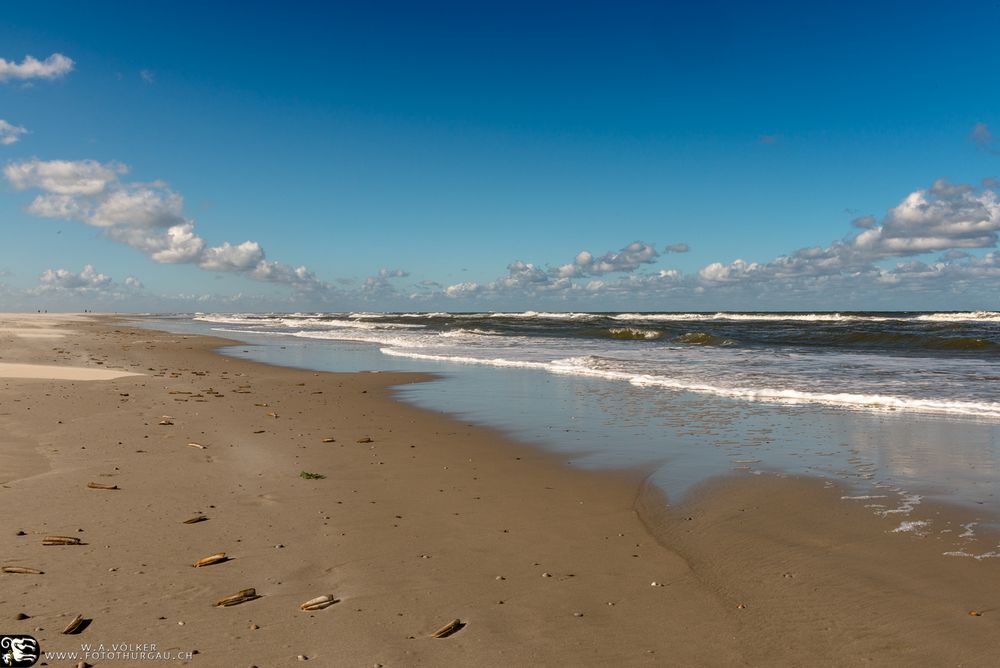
[362,267,411,296]
[88,186,185,227]
[124,276,143,289]
[556,241,660,278]
[6,159,125,195]
[664,243,689,253]
[140,69,155,84]
[6,158,327,292]
[0,53,74,82]
[38,265,112,291]
[200,241,265,272]
[0,119,28,145]
[874,179,999,253]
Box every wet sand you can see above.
[0,314,997,666]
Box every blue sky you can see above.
[1,1,998,311]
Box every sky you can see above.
[1,0,999,312]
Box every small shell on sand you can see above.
[216,588,259,607]
[43,536,82,546]
[356,437,374,443]
[158,420,174,426]
[299,594,337,611]
[187,442,207,449]
[182,515,208,524]
[62,614,86,634]
[87,482,119,490]
[2,566,44,574]
[431,618,463,638]
[193,552,228,568]
[321,438,336,443]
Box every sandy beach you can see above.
[1,314,998,667]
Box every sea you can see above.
[145,311,1000,538]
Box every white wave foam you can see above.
[373,349,1000,419]
[892,520,930,533]
[943,550,1000,560]
[913,311,1000,322]
[615,312,895,322]
[608,327,662,340]
[195,314,281,325]
[481,311,601,321]
[440,328,501,337]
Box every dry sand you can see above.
[0,314,997,666]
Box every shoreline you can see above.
[1,314,997,666]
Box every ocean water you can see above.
[192,311,1000,418]
[143,312,1000,527]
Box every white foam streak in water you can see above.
[615,312,893,322]
[913,311,1000,322]
[375,348,1000,418]
[892,520,930,533]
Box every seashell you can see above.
[254,403,269,407]
[182,515,208,524]
[87,482,118,490]
[158,420,174,426]
[193,552,227,568]
[43,536,82,546]
[431,618,462,638]
[266,412,278,418]
[2,566,44,574]
[299,594,337,611]
[216,588,259,607]
[969,610,983,616]
[356,437,373,443]
[187,442,207,449]
[62,614,86,634]
[321,438,336,443]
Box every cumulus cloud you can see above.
[555,241,660,278]
[447,241,663,299]
[200,240,265,272]
[0,53,74,82]
[6,159,125,195]
[362,267,411,295]
[664,242,689,253]
[6,158,327,292]
[0,119,28,145]
[37,265,112,291]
